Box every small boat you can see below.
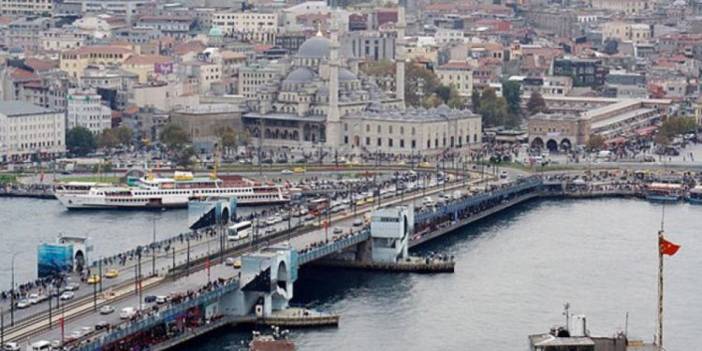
[687,185,702,204]
[644,182,682,202]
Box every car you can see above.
[120,307,137,320]
[60,291,74,301]
[80,326,93,336]
[155,296,169,304]
[99,305,115,315]
[233,259,242,269]
[352,218,364,227]
[3,342,20,351]
[87,275,101,284]
[16,299,30,309]
[67,330,83,341]
[104,269,119,279]
[293,167,306,173]
[28,293,40,305]
[95,321,110,331]
[144,295,157,303]
[280,169,293,175]
[64,283,80,291]
[333,227,343,234]
[50,340,61,350]
[500,171,508,179]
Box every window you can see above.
[377,138,382,146]
[366,124,370,132]
[377,125,381,133]
[388,138,393,147]
[344,136,348,144]
[366,137,370,145]
[389,126,393,134]
[400,139,404,148]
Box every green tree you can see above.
[502,81,522,116]
[526,91,547,115]
[175,146,196,168]
[423,94,443,108]
[471,89,481,111]
[659,116,697,139]
[98,129,118,149]
[115,126,133,146]
[586,134,606,151]
[160,123,190,149]
[66,126,97,156]
[447,88,466,109]
[434,85,452,102]
[478,88,509,127]
[655,133,670,146]
[361,60,440,107]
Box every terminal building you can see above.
[527,96,672,151]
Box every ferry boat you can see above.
[54,172,289,210]
[687,185,702,204]
[644,182,683,202]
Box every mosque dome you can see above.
[297,36,331,58]
[284,67,317,83]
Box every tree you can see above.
[422,94,443,108]
[447,88,466,109]
[471,89,481,111]
[98,129,118,149]
[175,146,196,168]
[586,134,606,151]
[360,60,440,107]
[217,127,238,155]
[654,133,670,146]
[434,85,452,103]
[659,116,697,139]
[115,126,133,146]
[478,88,509,127]
[160,123,190,149]
[66,126,97,156]
[502,80,522,116]
[526,91,547,116]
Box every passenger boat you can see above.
[54,171,289,210]
[687,185,702,204]
[644,182,683,202]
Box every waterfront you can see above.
[202,198,699,350]
[1,197,700,350]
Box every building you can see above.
[527,97,672,151]
[66,89,113,135]
[435,61,474,97]
[81,0,151,23]
[59,45,133,79]
[552,58,608,88]
[136,15,194,39]
[170,104,243,148]
[0,101,65,162]
[237,61,286,99]
[601,22,652,43]
[0,0,52,16]
[41,28,91,52]
[123,55,174,84]
[211,11,278,43]
[591,0,649,14]
[342,30,396,61]
[7,17,51,52]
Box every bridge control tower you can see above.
[369,206,414,262]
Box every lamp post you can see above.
[10,252,19,326]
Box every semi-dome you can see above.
[208,25,223,37]
[297,36,331,58]
[284,67,316,83]
[339,68,357,81]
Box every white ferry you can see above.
[54,172,289,210]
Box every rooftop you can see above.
[0,101,55,117]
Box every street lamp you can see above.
[10,252,19,326]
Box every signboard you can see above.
[154,62,174,74]
[37,244,73,278]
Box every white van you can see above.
[30,341,51,351]
[119,307,137,320]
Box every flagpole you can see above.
[657,229,664,349]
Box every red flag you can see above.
[659,236,681,256]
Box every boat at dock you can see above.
[54,171,289,209]
[644,182,683,202]
[687,185,702,204]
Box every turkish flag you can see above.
[659,236,681,256]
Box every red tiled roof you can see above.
[25,58,58,72]
[173,41,206,55]
[438,61,475,70]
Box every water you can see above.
[1,198,700,350]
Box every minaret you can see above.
[395,5,406,109]
[326,12,341,147]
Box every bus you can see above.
[227,221,252,241]
[31,341,51,351]
[308,198,330,215]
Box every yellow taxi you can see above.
[419,161,432,168]
[293,167,306,174]
[87,274,101,284]
[104,269,119,279]
[233,259,242,269]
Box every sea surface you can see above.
[1,198,700,350]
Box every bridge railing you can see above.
[74,280,241,351]
[415,178,542,223]
[298,229,371,265]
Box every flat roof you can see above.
[0,101,55,117]
[591,108,654,129]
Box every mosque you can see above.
[241,7,482,155]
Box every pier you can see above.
[0,171,655,351]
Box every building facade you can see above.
[211,12,278,43]
[66,89,113,134]
[0,101,65,162]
